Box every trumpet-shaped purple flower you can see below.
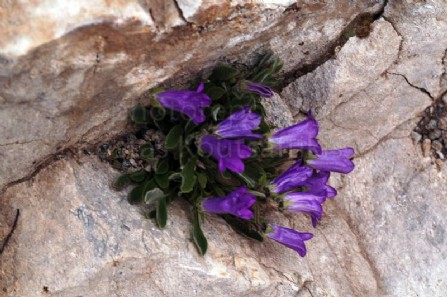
[200,135,252,173]
[270,161,313,194]
[202,186,256,219]
[307,148,355,174]
[284,191,327,227]
[242,80,273,98]
[216,107,262,139]
[266,224,313,257]
[301,171,337,199]
[269,111,322,154]
[155,83,211,124]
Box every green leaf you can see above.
[238,172,256,188]
[156,158,170,175]
[128,182,149,204]
[222,215,264,241]
[168,172,182,180]
[145,209,156,219]
[211,105,224,121]
[197,172,207,188]
[209,65,238,81]
[112,173,131,190]
[181,157,197,193]
[207,86,226,100]
[247,190,266,198]
[130,104,148,125]
[140,146,154,161]
[129,170,147,183]
[155,173,170,189]
[156,196,168,229]
[165,125,183,149]
[192,208,208,255]
[180,149,192,166]
[144,187,165,205]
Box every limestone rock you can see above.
[384,0,447,99]
[261,92,294,128]
[0,0,382,190]
[2,0,447,296]
[337,137,447,296]
[0,156,378,297]
[281,19,402,119]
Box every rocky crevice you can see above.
[387,72,434,100]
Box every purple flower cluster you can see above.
[264,113,354,255]
[201,106,263,174]
[155,82,355,257]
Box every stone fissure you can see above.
[173,0,192,25]
[387,72,434,100]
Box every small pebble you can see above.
[429,129,442,140]
[426,119,437,130]
[422,139,432,157]
[436,151,445,160]
[435,159,445,170]
[442,94,447,105]
[411,131,422,143]
[432,140,443,152]
[439,118,447,130]
[129,159,138,167]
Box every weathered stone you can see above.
[429,129,442,140]
[384,0,447,99]
[337,137,447,296]
[261,92,294,128]
[432,140,443,152]
[0,156,378,297]
[281,19,401,119]
[2,0,447,296]
[282,20,430,154]
[0,0,383,190]
[410,131,422,143]
[422,138,432,158]
[318,74,431,154]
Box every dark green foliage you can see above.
[116,53,286,255]
[192,207,208,255]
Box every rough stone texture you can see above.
[262,92,294,128]
[2,0,447,296]
[0,156,378,297]
[384,0,447,99]
[0,0,383,190]
[336,137,447,297]
[281,19,403,119]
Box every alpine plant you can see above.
[114,54,355,258]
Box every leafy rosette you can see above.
[114,53,355,257]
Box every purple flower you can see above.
[266,224,313,257]
[307,148,355,174]
[156,83,211,124]
[200,135,252,173]
[302,171,337,199]
[283,191,327,227]
[202,186,256,219]
[216,107,262,139]
[242,80,273,98]
[269,111,322,154]
[270,161,313,194]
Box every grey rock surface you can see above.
[2,0,447,296]
[0,0,383,190]
[281,19,403,119]
[0,156,377,297]
[338,137,447,296]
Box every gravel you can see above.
[415,94,447,164]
